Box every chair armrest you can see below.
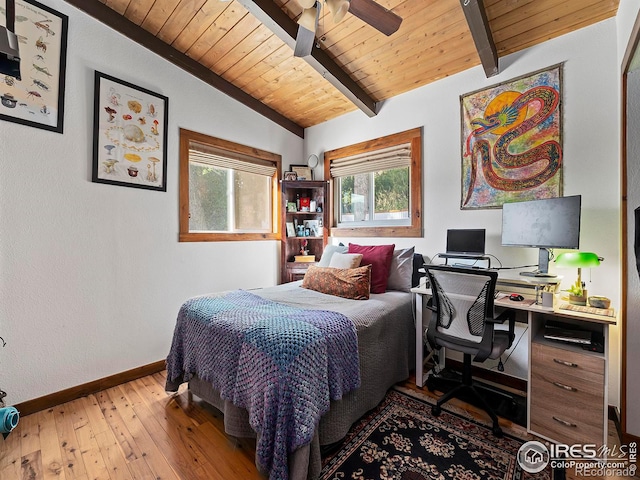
[488,308,516,347]
[424,296,436,312]
[473,308,517,362]
[487,309,513,324]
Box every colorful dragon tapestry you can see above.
[460,65,563,209]
[165,290,360,480]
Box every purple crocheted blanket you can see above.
[165,290,360,480]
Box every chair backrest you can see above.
[412,253,427,287]
[425,265,498,344]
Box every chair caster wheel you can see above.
[426,379,435,393]
[431,405,441,416]
[492,426,503,437]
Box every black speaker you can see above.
[0,26,21,80]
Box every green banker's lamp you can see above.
[555,252,602,305]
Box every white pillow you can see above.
[318,244,348,267]
[329,252,363,269]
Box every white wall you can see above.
[305,19,622,406]
[0,0,303,405]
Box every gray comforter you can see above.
[183,281,415,479]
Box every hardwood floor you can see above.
[0,371,261,480]
[0,371,636,480]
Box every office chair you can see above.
[424,264,515,436]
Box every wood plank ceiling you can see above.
[74,0,619,136]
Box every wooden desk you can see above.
[411,284,616,448]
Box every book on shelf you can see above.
[293,255,315,263]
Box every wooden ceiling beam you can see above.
[460,0,499,77]
[236,0,378,117]
[62,0,304,137]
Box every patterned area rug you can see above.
[320,387,553,480]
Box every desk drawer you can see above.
[531,343,604,395]
[530,376,604,446]
[530,342,605,446]
[530,404,604,447]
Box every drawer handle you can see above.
[552,381,577,392]
[553,358,578,368]
[552,416,577,428]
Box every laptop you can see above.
[444,229,486,257]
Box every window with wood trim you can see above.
[324,128,422,238]
[179,129,281,242]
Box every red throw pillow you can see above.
[348,243,395,294]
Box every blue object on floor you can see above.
[0,406,19,439]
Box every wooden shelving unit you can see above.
[280,180,328,284]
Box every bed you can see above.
[165,247,421,480]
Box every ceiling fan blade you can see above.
[294,25,315,57]
[348,0,402,36]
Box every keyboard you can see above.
[520,271,557,278]
[544,326,592,344]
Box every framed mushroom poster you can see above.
[91,70,168,191]
[0,0,68,133]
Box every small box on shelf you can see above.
[294,255,315,263]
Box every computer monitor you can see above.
[446,229,486,256]
[501,195,581,276]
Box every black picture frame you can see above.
[0,0,68,133]
[92,71,169,192]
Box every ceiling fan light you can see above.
[297,6,318,33]
[326,0,350,23]
[297,0,317,9]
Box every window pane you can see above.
[374,167,409,220]
[188,162,272,233]
[340,173,371,222]
[180,129,280,241]
[339,168,409,225]
[234,171,272,231]
[326,127,421,237]
[189,162,229,231]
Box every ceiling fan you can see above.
[294,0,403,57]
